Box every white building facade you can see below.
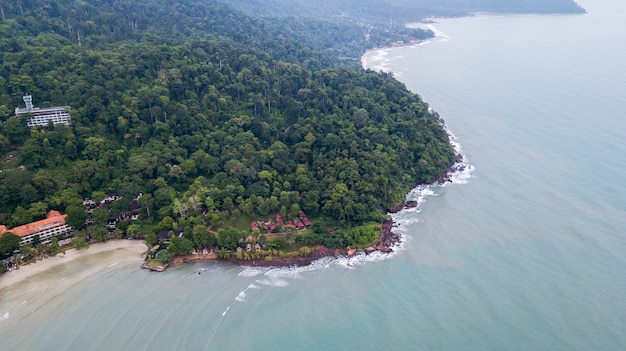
[0,210,73,246]
[15,95,71,127]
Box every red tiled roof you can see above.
[295,219,305,228]
[0,210,68,238]
[275,214,285,226]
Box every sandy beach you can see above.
[0,240,148,290]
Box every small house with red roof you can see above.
[295,219,305,229]
[274,214,285,227]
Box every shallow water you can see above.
[2,0,626,349]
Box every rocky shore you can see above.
[160,159,467,270]
[162,218,402,269]
[230,218,403,267]
[232,246,346,268]
[367,218,401,254]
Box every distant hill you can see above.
[222,0,585,24]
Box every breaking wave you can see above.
[445,128,474,185]
[230,127,472,288]
[235,291,246,302]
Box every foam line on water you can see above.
[235,291,246,302]
[228,127,472,293]
[444,127,475,185]
[238,266,269,277]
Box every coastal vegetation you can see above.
[0,0,458,265]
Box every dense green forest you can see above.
[0,0,455,257]
[222,0,585,25]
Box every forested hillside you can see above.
[223,0,585,25]
[0,0,455,253]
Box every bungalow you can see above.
[295,219,305,229]
[102,194,121,204]
[157,229,183,244]
[130,210,140,221]
[251,221,259,231]
[83,198,97,207]
[106,218,118,230]
[133,193,143,203]
[299,211,312,226]
[275,214,285,227]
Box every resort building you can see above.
[0,210,72,246]
[14,95,71,127]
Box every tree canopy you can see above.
[0,232,20,258]
[0,0,456,250]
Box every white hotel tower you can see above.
[15,95,71,127]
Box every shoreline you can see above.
[361,39,424,71]
[0,240,148,290]
[168,213,407,269]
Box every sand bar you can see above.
[0,240,148,290]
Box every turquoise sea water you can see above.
[2,0,626,349]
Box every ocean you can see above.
[2,0,626,349]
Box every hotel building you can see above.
[14,95,71,127]
[0,210,73,246]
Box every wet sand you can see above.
[0,240,148,290]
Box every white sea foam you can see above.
[362,22,451,74]
[334,247,402,269]
[401,184,438,215]
[363,48,393,73]
[238,266,269,277]
[444,127,475,185]
[0,312,9,322]
[253,256,333,286]
[391,217,423,233]
[235,291,246,302]
[449,163,474,184]
[257,277,290,287]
